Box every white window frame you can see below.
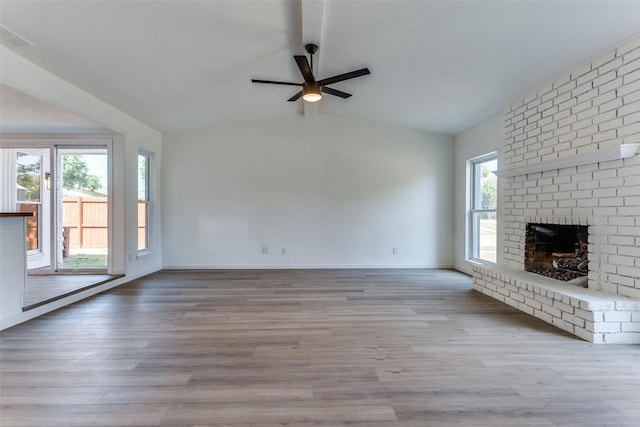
[467,152,497,264]
[15,149,47,261]
[137,150,153,255]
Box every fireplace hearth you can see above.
[524,223,588,285]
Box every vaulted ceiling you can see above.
[1,0,640,135]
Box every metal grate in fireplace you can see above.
[524,223,588,285]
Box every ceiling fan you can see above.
[251,44,370,103]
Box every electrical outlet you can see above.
[262,246,268,254]
[392,247,398,255]
[282,247,287,255]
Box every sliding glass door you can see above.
[0,142,110,273]
[57,148,109,270]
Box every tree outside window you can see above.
[62,155,101,192]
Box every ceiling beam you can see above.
[301,0,324,52]
[301,0,323,117]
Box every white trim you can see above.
[494,143,640,177]
[161,264,455,270]
[110,135,125,274]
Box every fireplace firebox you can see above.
[524,223,588,285]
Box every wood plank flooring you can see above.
[1,269,639,426]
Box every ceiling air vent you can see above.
[0,25,34,49]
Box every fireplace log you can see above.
[552,252,578,258]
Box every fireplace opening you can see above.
[525,223,588,285]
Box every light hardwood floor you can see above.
[1,269,639,426]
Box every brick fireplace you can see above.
[473,34,640,343]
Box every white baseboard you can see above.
[453,264,474,276]
[161,264,455,270]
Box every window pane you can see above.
[19,203,39,251]
[474,211,497,263]
[138,201,147,250]
[138,154,147,201]
[16,153,41,202]
[475,158,497,210]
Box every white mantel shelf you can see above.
[494,143,640,178]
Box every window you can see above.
[469,153,497,263]
[137,151,152,252]
[16,151,42,252]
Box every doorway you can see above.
[57,148,109,270]
[0,142,112,275]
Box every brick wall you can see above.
[502,34,640,300]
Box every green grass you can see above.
[61,253,107,268]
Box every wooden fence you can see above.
[62,196,108,249]
[62,197,145,250]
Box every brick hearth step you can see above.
[473,265,640,344]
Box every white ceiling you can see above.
[1,0,640,135]
[0,83,112,134]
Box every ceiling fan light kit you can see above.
[302,81,322,102]
[252,43,370,103]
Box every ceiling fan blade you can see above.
[287,91,303,102]
[322,86,352,99]
[317,68,370,86]
[294,55,315,82]
[252,79,302,86]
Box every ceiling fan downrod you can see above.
[305,43,318,74]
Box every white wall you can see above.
[452,112,503,274]
[0,46,163,329]
[163,115,454,268]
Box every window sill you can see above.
[467,258,497,267]
[136,250,154,260]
